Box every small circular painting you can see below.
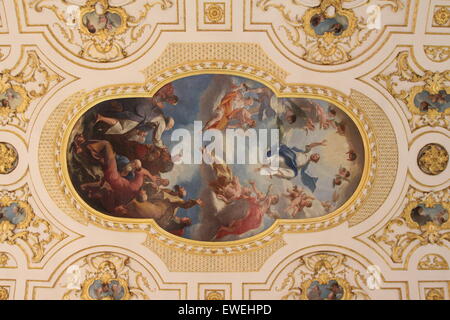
[66,74,366,241]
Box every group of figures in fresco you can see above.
[306,280,344,300]
[410,204,448,227]
[414,90,450,113]
[67,74,367,241]
[310,12,348,36]
[0,88,22,110]
[0,202,26,226]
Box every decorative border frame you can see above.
[52,73,374,256]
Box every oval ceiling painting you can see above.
[66,74,366,242]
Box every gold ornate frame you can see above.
[81,277,130,300]
[78,0,128,38]
[402,200,450,231]
[0,196,34,230]
[407,86,450,117]
[302,0,357,40]
[0,85,30,115]
[55,69,374,252]
[300,276,352,300]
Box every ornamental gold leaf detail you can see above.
[0,50,63,128]
[28,0,176,63]
[276,252,371,300]
[373,51,449,130]
[0,185,67,263]
[252,0,407,65]
[370,188,450,264]
[62,252,153,300]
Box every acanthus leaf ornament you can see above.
[433,6,450,27]
[0,287,9,300]
[28,0,176,63]
[417,254,449,270]
[425,288,445,300]
[205,290,225,300]
[370,188,450,264]
[373,50,450,130]
[0,185,67,263]
[251,0,409,66]
[62,252,153,300]
[0,142,18,175]
[417,144,448,176]
[0,50,63,128]
[424,46,450,63]
[274,252,371,300]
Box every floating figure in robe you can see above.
[203,83,254,131]
[202,148,252,204]
[95,99,175,148]
[258,140,327,192]
[246,86,277,120]
[214,183,279,240]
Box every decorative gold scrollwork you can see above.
[0,185,67,263]
[276,252,370,300]
[433,6,450,27]
[373,50,449,129]
[370,188,450,264]
[424,46,450,63]
[0,142,18,175]
[425,288,445,300]
[417,144,448,176]
[205,290,225,300]
[63,252,152,300]
[417,254,449,270]
[0,286,9,300]
[0,50,62,128]
[29,0,175,63]
[254,0,405,65]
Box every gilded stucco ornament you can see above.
[205,290,225,300]
[204,3,225,24]
[0,253,8,267]
[0,142,18,174]
[424,46,450,63]
[373,51,450,130]
[276,252,370,300]
[425,288,445,300]
[417,254,449,270]
[370,188,450,264]
[0,252,16,268]
[0,185,67,263]
[0,50,63,128]
[433,6,450,26]
[417,144,448,176]
[0,287,8,300]
[62,252,152,300]
[39,43,394,273]
[29,0,175,63]
[253,0,406,65]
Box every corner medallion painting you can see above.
[66,74,366,242]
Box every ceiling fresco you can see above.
[0,0,448,300]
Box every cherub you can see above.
[346,150,357,161]
[283,185,314,217]
[333,167,350,188]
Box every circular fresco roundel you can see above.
[66,74,366,242]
